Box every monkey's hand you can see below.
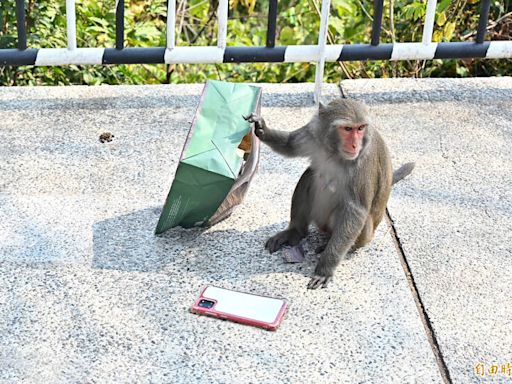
[307,255,335,289]
[307,274,332,289]
[243,113,268,141]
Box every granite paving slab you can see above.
[342,77,512,384]
[0,83,442,383]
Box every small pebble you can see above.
[99,132,114,143]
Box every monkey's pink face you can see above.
[337,124,367,160]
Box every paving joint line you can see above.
[330,82,450,382]
[385,210,453,384]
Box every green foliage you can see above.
[0,0,510,85]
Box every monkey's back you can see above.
[362,129,393,228]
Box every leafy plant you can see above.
[0,0,510,85]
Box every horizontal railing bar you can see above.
[224,47,287,62]
[266,0,278,48]
[0,42,510,66]
[435,41,490,58]
[15,0,27,50]
[0,48,38,65]
[104,48,166,64]
[164,46,225,63]
[341,43,393,60]
[36,48,105,65]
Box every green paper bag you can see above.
[155,80,262,234]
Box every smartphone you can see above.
[191,286,288,331]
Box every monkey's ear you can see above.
[318,101,327,113]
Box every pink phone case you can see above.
[191,286,288,331]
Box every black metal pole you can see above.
[116,0,125,50]
[476,0,491,44]
[15,0,27,50]
[266,0,278,48]
[371,0,384,46]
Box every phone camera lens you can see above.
[199,299,215,309]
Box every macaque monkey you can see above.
[246,99,414,289]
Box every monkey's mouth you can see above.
[343,150,359,159]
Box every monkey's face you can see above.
[337,123,367,160]
[320,99,370,161]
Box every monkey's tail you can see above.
[392,162,415,184]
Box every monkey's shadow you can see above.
[91,206,330,280]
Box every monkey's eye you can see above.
[358,125,366,131]
[344,126,352,132]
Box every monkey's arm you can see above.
[308,202,367,289]
[262,126,313,158]
[245,113,313,158]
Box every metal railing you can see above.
[1,0,511,101]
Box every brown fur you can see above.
[246,99,396,289]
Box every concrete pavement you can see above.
[0,78,510,383]
[342,77,512,384]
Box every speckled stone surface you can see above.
[342,77,512,384]
[0,83,442,383]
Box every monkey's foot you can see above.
[265,229,303,254]
[307,275,332,289]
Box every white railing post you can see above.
[422,0,438,44]
[314,0,331,104]
[167,0,176,49]
[217,0,229,49]
[66,0,77,50]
